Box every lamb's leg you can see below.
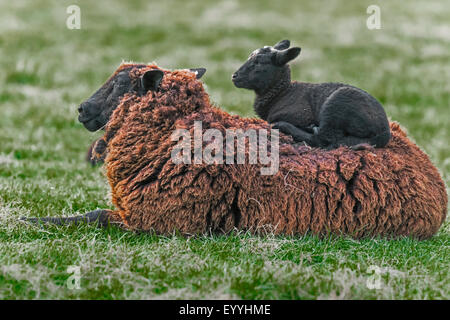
[21,209,118,228]
[316,86,390,149]
[271,121,320,146]
[324,137,375,151]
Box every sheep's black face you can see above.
[78,68,138,132]
[232,40,301,94]
[78,65,206,132]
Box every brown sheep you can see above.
[25,63,448,239]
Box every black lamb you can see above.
[232,39,391,149]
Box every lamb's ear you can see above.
[141,69,164,92]
[273,39,290,50]
[189,68,206,79]
[274,47,301,66]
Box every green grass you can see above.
[0,0,449,299]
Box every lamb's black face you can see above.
[232,40,301,94]
[232,47,281,92]
[78,68,138,132]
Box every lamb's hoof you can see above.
[270,122,284,130]
[292,141,309,148]
[350,143,375,151]
[271,121,293,137]
[305,125,319,135]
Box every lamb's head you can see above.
[232,40,301,93]
[78,63,206,131]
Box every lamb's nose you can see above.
[232,73,237,80]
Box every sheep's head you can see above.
[78,63,206,131]
[232,40,300,93]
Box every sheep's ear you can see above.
[274,47,301,66]
[273,39,290,50]
[141,69,164,92]
[189,68,206,79]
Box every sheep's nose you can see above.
[78,102,90,114]
[232,73,238,80]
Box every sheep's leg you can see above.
[271,121,319,146]
[21,209,116,228]
[86,137,107,166]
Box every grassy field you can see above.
[0,0,448,299]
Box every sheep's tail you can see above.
[20,209,117,228]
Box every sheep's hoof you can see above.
[20,210,112,228]
[90,139,107,165]
[20,216,34,223]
